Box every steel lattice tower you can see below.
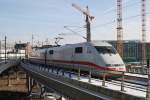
[116,0,123,58]
[141,0,147,64]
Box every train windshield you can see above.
[94,46,117,54]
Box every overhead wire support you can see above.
[54,36,63,46]
[116,0,123,58]
[32,34,34,48]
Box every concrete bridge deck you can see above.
[21,62,147,100]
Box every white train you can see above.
[29,41,126,78]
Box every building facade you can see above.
[108,40,150,63]
[14,42,32,58]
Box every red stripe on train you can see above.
[30,58,126,71]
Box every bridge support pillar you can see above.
[16,71,20,80]
[27,76,37,97]
[27,76,31,95]
[7,72,12,87]
[40,84,45,99]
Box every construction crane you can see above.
[72,3,94,42]
[116,0,123,58]
[141,0,147,64]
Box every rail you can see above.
[21,61,147,99]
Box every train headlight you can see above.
[106,64,125,67]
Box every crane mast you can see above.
[85,6,91,42]
[141,0,147,64]
[72,3,94,42]
[116,0,123,58]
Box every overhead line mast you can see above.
[72,3,94,42]
[116,0,123,58]
[141,0,147,64]
[32,34,34,48]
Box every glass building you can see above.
[108,40,150,63]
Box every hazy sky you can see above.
[0,0,150,45]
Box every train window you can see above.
[49,50,54,54]
[94,46,117,54]
[75,47,83,53]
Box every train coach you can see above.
[29,41,126,78]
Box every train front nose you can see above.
[106,64,126,72]
[104,59,126,78]
[102,54,126,72]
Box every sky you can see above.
[0,0,150,45]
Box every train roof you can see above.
[33,40,112,51]
[64,40,112,47]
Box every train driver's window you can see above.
[75,47,83,53]
[49,50,54,54]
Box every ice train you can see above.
[29,41,126,78]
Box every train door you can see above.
[87,46,97,74]
[87,46,94,61]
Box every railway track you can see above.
[107,79,146,92]
[27,62,148,93]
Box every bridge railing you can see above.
[0,59,20,74]
[127,67,150,75]
[125,59,150,75]
[21,62,146,100]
